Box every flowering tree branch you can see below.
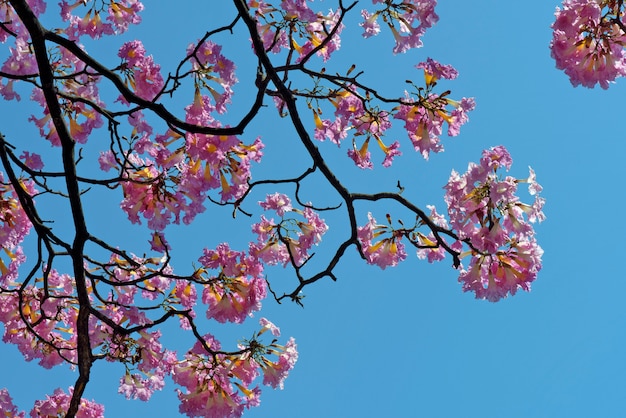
[0,0,547,416]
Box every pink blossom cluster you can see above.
[356,146,544,302]
[0,174,34,260]
[0,177,36,361]
[314,89,401,168]
[118,40,165,101]
[30,387,105,417]
[30,50,105,146]
[444,145,545,301]
[85,255,176,403]
[0,12,108,143]
[551,0,626,88]
[100,94,264,230]
[394,59,475,159]
[415,205,461,263]
[0,389,25,418]
[198,243,267,324]
[60,0,143,40]
[117,331,177,401]
[250,193,329,266]
[1,317,297,418]
[187,40,237,113]
[0,270,78,369]
[107,151,178,231]
[172,318,297,418]
[1,22,104,144]
[357,213,408,269]
[1,387,105,418]
[0,36,38,100]
[311,59,473,168]
[360,0,439,53]
[248,0,344,61]
[181,91,265,204]
[0,0,45,43]
[1,242,296,415]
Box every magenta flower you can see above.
[187,40,237,113]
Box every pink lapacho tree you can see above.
[0,0,549,416]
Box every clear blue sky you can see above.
[2,1,626,417]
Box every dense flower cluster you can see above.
[360,0,439,54]
[444,146,545,301]
[0,387,105,418]
[393,59,475,159]
[198,243,267,324]
[172,318,297,418]
[187,39,237,113]
[118,40,164,101]
[251,193,329,266]
[357,213,408,269]
[249,0,344,61]
[100,94,264,230]
[312,58,473,167]
[313,88,400,168]
[551,0,626,88]
[357,146,544,302]
[60,0,143,40]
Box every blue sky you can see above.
[2,1,626,417]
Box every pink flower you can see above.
[1,37,38,76]
[261,337,298,389]
[347,138,373,169]
[30,387,105,418]
[444,146,545,301]
[60,0,142,39]
[366,0,439,53]
[259,317,281,337]
[416,57,458,83]
[357,213,407,269]
[379,139,402,167]
[459,239,543,302]
[281,0,318,22]
[118,40,164,101]
[393,61,474,159]
[297,9,345,62]
[59,2,114,39]
[187,40,237,113]
[550,0,626,88]
[172,334,257,418]
[393,102,443,159]
[259,193,293,217]
[0,389,25,418]
[360,9,381,38]
[199,244,267,323]
[251,203,328,267]
[19,151,44,170]
[107,0,144,33]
